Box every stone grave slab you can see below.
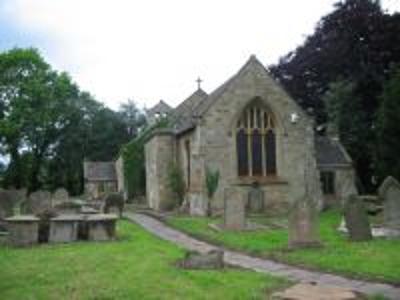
[49,215,82,243]
[5,215,40,246]
[272,283,362,300]
[85,214,118,241]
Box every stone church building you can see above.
[145,55,356,215]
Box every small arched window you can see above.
[236,105,276,177]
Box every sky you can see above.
[0,0,399,110]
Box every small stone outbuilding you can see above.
[83,162,117,200]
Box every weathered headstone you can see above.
[52,188,69,207]
[247,183,264,213]
[25,190,52,215]
[0,189,27,220]
[189,195,208,217]
[288,198,320,248]
[49,215,82,243]
[344,195,372,241]
[5,215,40,246]
[379,176,400,236]
[224,187,245,230]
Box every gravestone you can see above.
[49,215,82,243]
[288,198,320,248]
[5,215,40,246]
[189,195,208,217]
[52,188,69,207]
[344,195,372,241]
[180,250,224,269]
[379,176,400,236]
[247,183,264,213]
[25,190,52,215]
[0,189,27,220]
[224,187,245,230]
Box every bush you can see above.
[103,192,124,217]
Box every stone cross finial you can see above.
[196,77,203,90]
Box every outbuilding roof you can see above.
[83,162,117,182]
[315,136,352,167]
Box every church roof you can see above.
[315,136,352,167]
[146,100,172,117]
[170,55,265,134]
[170,88,208,134]
[83,161,117,182]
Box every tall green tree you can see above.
[271,0,400,191]
[118,99,147,139]
[0,48,133,194]
[323,80,370,191]
[376,67,400,182]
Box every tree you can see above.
[323,80,370,191]
[0,48,132,195]
[271,0,400,191]
[376,67,400,182]
[118,99,147,139]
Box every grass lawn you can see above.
[0,221,289,300]
[167,211,400,284]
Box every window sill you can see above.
[233,176,288,186]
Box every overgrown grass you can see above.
[0,221,289,300]
[167,211,400,284]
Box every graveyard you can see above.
[0,221,289,300]
[167,210,400,284]
[1,1,400,299]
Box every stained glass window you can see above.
[236,104,277,177]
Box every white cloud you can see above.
[1,0,399,109]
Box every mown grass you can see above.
[0,221,289,300]
[167,211,400,284]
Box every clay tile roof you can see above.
[83,162,116,181]
[315,136,352,167]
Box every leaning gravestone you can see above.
[52,188,69,207]
[247,183,264,213]
[344,195,372,241]
[25,190,52,215]
[224,187,245,230]
[379,176,400,237]
[288,197,320,248]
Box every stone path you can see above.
[124,213,400,299]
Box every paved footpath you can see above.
[124,213,400,299]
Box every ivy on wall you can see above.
[120,118,170,200]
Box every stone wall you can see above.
[115,156,126,200]
[145,132,175,211]
[180,60,323,214]
[321,166,357,208]
[85,181,117,200]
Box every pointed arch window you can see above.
[236,105,277,177]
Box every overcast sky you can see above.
[0,0,399,110]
